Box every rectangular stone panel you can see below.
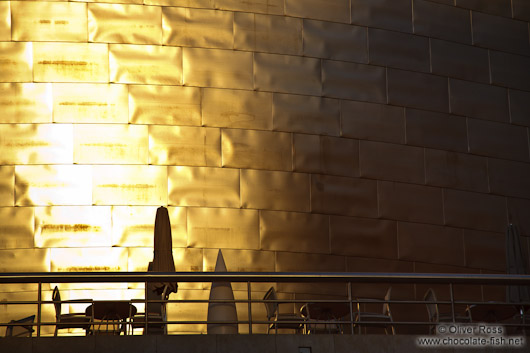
[16,165,92,206]
[149,125,221,167]
[468,119,529,162]
[0,42,32,82]
[341,100,405,144]
[510,89,530,127]
[0,167,14,207]
[463,229,506,271]
[444,189,507,233]
[360,140,424,184]
[241,169,310,212]
[398,222,465,267]
[0,207,33,249]
[405,109,468,152]
[472,11,530,56]
[234,13,302,55]
[351,0,412,33]
[0,124,73,164]
[34,206,111,248]
[202,88,272,130]
[260,210,329,253]
[163,7,233,49]
[456,0,511,17]
[513,0,530,21]
[89,3,162,44]
[221,129,291,171]
[303,20,367,63]
[388,69,449,113]
[129,85,200,126]
[311,174,378,218]
[53,83,128,123]
[214,0,284,15]
[168,166,240,208]
[490,51,530,91]
[413,0,472,44]
[0,249,49,272]
[112,206,186,247]
[33,42,108,83]
[449,79,509,123]
[293,134,359,178]
[489,158,530,199]
[92,165,167,206]
[12,1,87,42]
[51,248,127,272]
[187,207,259,249]
[273,94,340,136]
[0,83,52,123]
[285,0,350,23]
[425,149,489,193]
[368,28,429,73]
[254,53,321,96]
[183,48,253,90]
[110,44,182,84]
[330,216,397,259]
[322,60,386,103]
[378,181,444,224]
[430,39,489,84]
[0,2,9,41]
[74,124,148,164]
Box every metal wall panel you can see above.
[0,167,14,207]
[0,83,52,123]
[187,207,259,249]
[129,85,200,126]
[203,248,275,272]
[276,251,345,272]
[15,165,92,206]
[110,44,181,84]
[53,83,128,123]
[0,42,33,82]
[145,0,210,6]
[488,158,530,199]
[92,165,167,206]
[322,60,386,103]
[50,247,127,272]
[163,7,233,49]
[202,88,272,130]
[0,249,49,272]
[214,0,284,15]
[260,210,329,253]
[509,89,530,127]
[303,20,367,63]
[11,1,87,42]
[74,124,148,164]
[221,129,292,171]
[513,0,530,21]
[285,0,350,23]
[0,207,33,249]
[234,13,302,55]
[241,169,310,212]
[33,42,109,83]
[35,206,111,248]
[89,3,162,44]
[273,93,340,136]
[183,48,253,90]
[0,1,10,41]
[310,175,378,218]
[149,125,221,166]
[463,229,505,271]
[254,53,321,96]
[112,206,187,247]
[490,50,530,92]
[414,0,472,44]
[0,124,73,164]
[168,166,240,207]
[351,0,413,33]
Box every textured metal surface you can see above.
[0,1,9,41]
[0,249,50,272]
[0,206,33,249]
[0,42,33,82]
[50,248,127,272]
[0,167,14,207]
[0,83,52,123]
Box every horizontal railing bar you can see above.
[1,272,530,284]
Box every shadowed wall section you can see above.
[0,0,530,335]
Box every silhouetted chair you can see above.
[53,286,92,336]
[132,284,170,335]
[424,288,471,334]
[355,287,395,335]
[263,287,303,334]
[4,315,35,337]
[300,303,343,334]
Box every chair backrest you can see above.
[383,287,392,318]
[52,286,61,318]
[5,315,35,337]
[263,287,278,320]
[424,288,439,323]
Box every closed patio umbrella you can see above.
[506,224,530,304]
[150,206,178,295]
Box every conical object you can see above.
[207,250,238,334]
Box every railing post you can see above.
[348,282,354,335]
[247,281,252,334]
[450,283,455,323]
[37,282,42,337]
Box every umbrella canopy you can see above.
[506,224,530,303]
[150,206,178,295]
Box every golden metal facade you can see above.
[1,0,530,335]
